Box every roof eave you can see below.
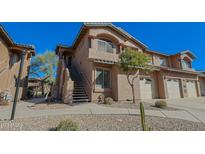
[72,22,148,50]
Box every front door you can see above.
[68,56,72,67]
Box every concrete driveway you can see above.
[144,97,205,123]
[167,97,205,111]
[165,97,205,123]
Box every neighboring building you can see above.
[0,25,35,101]
[55,22,205,103]
[28,76,50,98]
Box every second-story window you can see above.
[97,39,114,53]
[182,60,191,69]
[148,55,153,65]
[159,57,167,66]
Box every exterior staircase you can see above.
[68,67,89,103]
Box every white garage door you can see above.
[200,81,205,96]
[187,80,197,97]
[166,79,181,99]
[140,78,153,99]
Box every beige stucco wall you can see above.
[0,37,31,101]
[170,55,181,69]
[88,27,147,101]
[89,27,143,51]
[91,64,118,101]
[72,31,93,100]
[0,37,10,93]
[70,27,146,101]
[58,26,204,102]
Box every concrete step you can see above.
[74,86,83,88]
[74,81,82,83]
[72,93,87,96]
[73,88,84,91]
[74,84,83,86]
[74,81,83,85]
[73,90,85,93]
[72,92,86,94]
[73,96,88,99]
[72,95,87,97]
[73,84,83,86]
[74,87,84,89]
[71,99,89,103]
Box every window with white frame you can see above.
[159,57,167,66]
[96,68,111,89]
[97,39,114,53]
[148,55,153,65]
[182,60,191,69]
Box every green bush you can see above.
[155,100,167,108]
[56,119,79,131]
[104,97,114,105]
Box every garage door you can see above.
[187,80,197,97]
[166,79,181,99]
[140,78,153,99]
[200,81,205,96]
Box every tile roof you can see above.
[72,22,148,49]
[92,58,117,65]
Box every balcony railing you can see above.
[88,48,119,62]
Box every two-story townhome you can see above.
[55,22,205,103]
[0,25,35,101]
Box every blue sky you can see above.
[1,22,205,70]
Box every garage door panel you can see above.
[200,81,205,96]
[166,79,181,99]
[140,78,153,99]
[187,80,197,97]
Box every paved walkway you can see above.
[1,98,205,123]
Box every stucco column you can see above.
[88,35,96,50]
[163,76,168,99]
[196,79,201,97]
[155,72,167,99]
[180,79,186,98]
[118,43,123,54]
[111,65,119,101]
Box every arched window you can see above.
[97,38,114,53]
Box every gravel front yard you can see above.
[27,102,72,110]
[100,101,179,111]
[0,114,205,131]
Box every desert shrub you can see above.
[155,100,167,108]
[0,91,12,106]
[104,97,114,105]
[0,100,10,106]
[56,119,79,131]
[98,94,105,104]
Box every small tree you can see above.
[29,51,58,99]
[119,48,151,104]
